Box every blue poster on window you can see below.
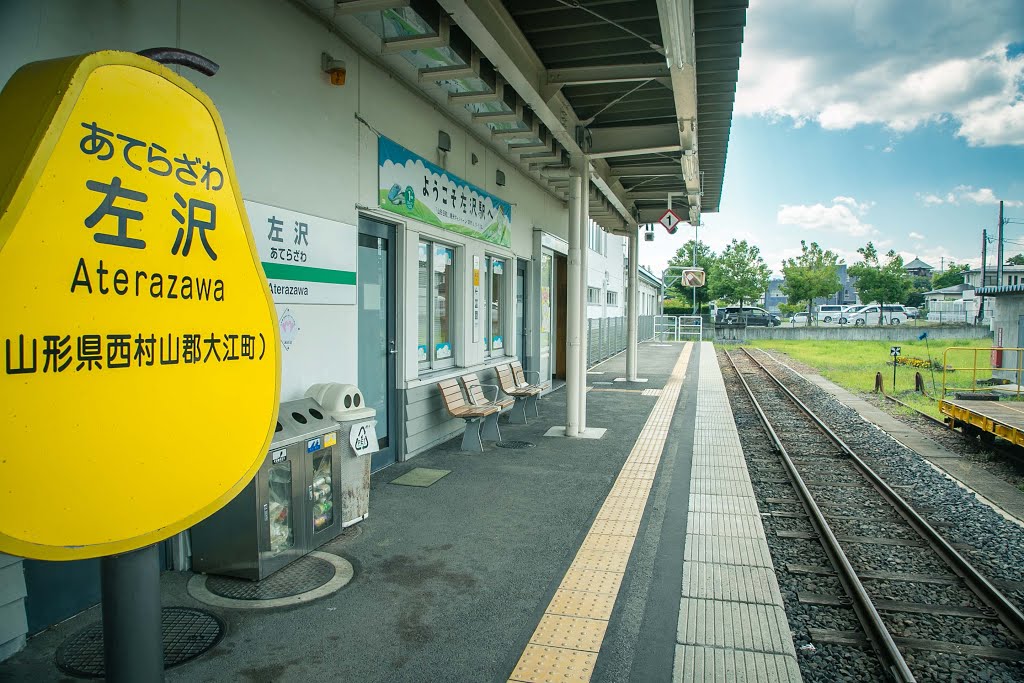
[378,136,512,247]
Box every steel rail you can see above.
[725,351,915,682]
[742,347,1024,647]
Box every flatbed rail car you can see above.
[939,346,1024,447]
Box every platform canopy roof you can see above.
[297,0,747,233]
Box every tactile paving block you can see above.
[509,644,598,683]
[589,519,640,536]
[570,549,631,573]
[547,589,617,621]
[530,614,608,652]
[595,506,645,523]
[580,533,635,554]
[607,479,653,497]
[559,568,624,595]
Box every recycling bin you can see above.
[190,398,343,580]
[306,383,377,527]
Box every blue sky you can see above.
[640,0,1024,277]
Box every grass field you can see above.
[745,337,994,419]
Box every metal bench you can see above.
[437,377,500,453]
[497,362,544,424]
[459,372,514,442]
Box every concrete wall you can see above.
[0,556,26,663]
[714,325,992,342]
[988,296,1024,380]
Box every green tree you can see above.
[779,241,843,325]
[665,240,717,311]
[931,263,970,290]
[848,242,913,323]
[778,302,804,320]
[1007,253,1024,266]
[711,239,772,315]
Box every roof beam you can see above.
[437,0,635,226]
[657,0,701,219]
[544,64,671,100]
[609,163,682,178]
[589,123,681,159]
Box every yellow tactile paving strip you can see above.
[509,343,693,683]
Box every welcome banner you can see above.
[378,136,512,247]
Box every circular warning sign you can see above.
[0,52,280,559]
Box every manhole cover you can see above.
[55,607,223,678]
[496,440,536,449]
[205,555,336,600]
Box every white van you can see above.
[848,304,908,326]
[816,304,847,323]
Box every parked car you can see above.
[846,304,908,326]
[904,306,920,319]
[791,311,811,325]
[838,305,863,324]
[722,306,778,326]
[816,304,847,323]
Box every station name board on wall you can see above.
[377,136,512,247]
[247,201,357,305]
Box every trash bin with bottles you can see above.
[190,398,343,580]
[305,383,377,527]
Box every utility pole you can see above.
[997,200,1005,285]
[978,229,987,324]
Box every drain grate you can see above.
[496,440,536,449]
[205,555,336,600]
[55,607,224,679]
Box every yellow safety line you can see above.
[508,343,694,683]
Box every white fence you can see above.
[925,300,989,324]
[654,315,704,342]
[586,315,655,366]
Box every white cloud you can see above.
[909,231,925,240]
[917,185,1024,207]
[777,196,875,236]
[736,0,1024,146]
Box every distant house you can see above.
[762,264,859,315]
[923,283,974,302]
[964,265,1024,288]
[904,257,934,277]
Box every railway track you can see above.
[725,347,1024,682]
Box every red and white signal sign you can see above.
[658,209,683,234]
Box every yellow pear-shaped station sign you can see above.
[0,51,281,560]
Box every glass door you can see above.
[539,251,553,383]
[357,217,397,471]
[516,260,527,369]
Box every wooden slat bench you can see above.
[438,377,499,452]
[497,362,544,424]
[460,372,514,442]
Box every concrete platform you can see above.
[672,344,800,682]
[0,342,802,683]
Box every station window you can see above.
[607,291,618,306]
[418,241,456,370]
[485,256,506,357]
[587,287,602,305]
[588,221,605,255]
